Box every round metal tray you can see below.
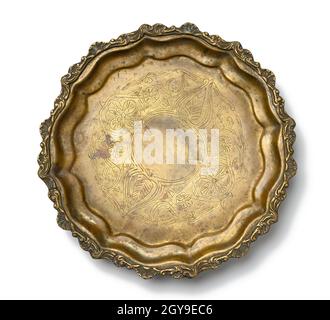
[38,23,296,278]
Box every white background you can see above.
[0,0,328,300]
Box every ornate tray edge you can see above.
[38,23,297,279]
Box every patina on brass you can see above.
[38,23,296,278]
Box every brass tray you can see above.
[38,23,296,278]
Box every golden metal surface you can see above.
[38,23,296,278]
